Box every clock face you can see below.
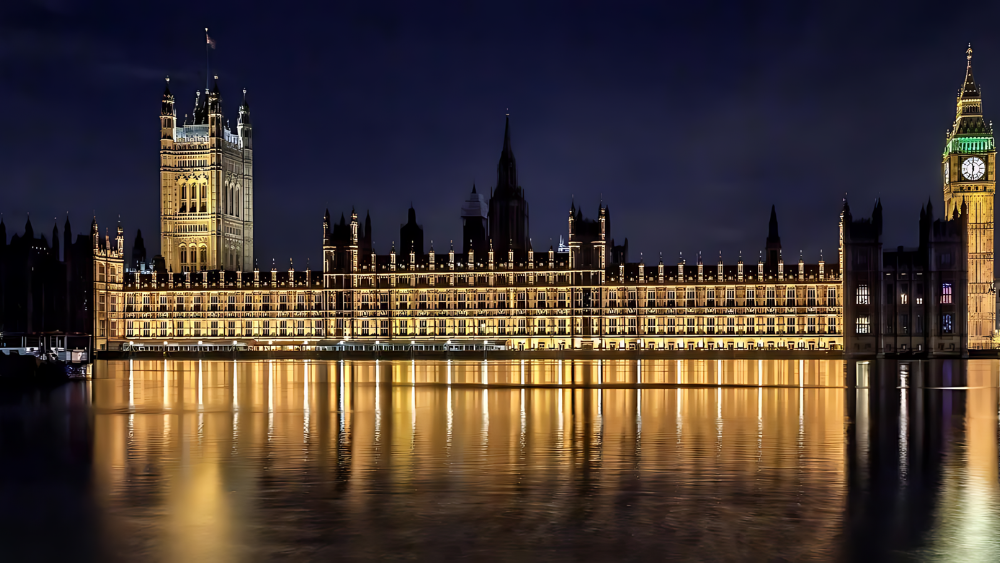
[962,156,986,181]
[944,162,949,184]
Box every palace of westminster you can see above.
[61,47,991,356]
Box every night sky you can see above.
[2,1,996,270]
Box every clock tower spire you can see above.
[943,43,996,349]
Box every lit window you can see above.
[855,284,869,305]
[856,315,870,334]
[941,283,953,304]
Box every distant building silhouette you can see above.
[0,214,97,335]
[400,205,424,258]
[461,184,488,257]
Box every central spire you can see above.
[496,115,518,192]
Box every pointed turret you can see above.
[23,214,33,240]
[161,76,174,116]
[51,218,59,260]
[192,89,205,124]
[496,115,518,193]
[238,88,251,127]
[132,229,146,270]
[765,204,781,266]
[161,76,176,142]
[0,214,6,247]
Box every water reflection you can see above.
[844,360,1000,561]
[3,359,998,560]
[98,358,847,394]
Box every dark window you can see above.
[942,314,953,334]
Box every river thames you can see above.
[2,358,998,561]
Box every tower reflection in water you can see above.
[85,359,999,560]
[844,359,1000,560]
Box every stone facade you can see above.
[159,76,253,273]
[942,46,995,349]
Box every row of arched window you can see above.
[179,244,208,272]
[179,183,207,213]
[176,182,243,217]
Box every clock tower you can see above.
[943,45,996,349]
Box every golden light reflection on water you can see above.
[84,359,1000,560]
[89,359,848,560]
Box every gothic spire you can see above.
[496,115,518,193]
[961,44,980,100]
[765,204,781,266]
[952,44,990,137]
[767,204,779,242]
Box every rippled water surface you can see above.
[2,359,999,561]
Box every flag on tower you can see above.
[206,30,216,49]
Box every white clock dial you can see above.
[962,156,986,181]
[945,162,949,184]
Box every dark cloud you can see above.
[0,0,993,270]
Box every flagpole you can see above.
[205,27,210,91]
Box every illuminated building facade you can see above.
[101,116,842,352]
[320,207,842,351]
[110,210,842,352]
[92,219,125,351]
[159,75,254,274]
[943,45,995,349]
